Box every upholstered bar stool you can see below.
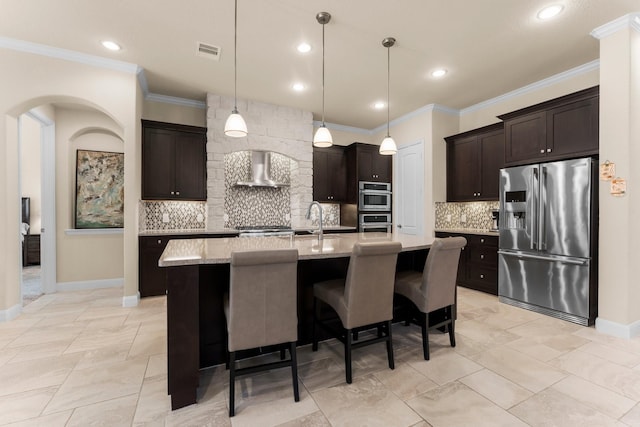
[394,237,466,360]
[312,241,402,383]
[224,248,300,417]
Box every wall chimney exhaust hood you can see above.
[235,151,289,188]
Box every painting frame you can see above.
[74,149,124,229]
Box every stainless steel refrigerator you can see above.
[498,157,598,325]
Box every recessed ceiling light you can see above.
[297,43,311,53]
[431,69,447,78]
[292,83,306,92]
[101,40,121,51]
[374,101,386,110]
[537,5,563,20]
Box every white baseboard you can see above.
[56,278,123,292]
[595,317,640,339]
[0,303,22,322]
[122,292,140,308]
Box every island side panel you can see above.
[199,264,230,368]
[167,264,200,410]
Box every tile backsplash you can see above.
[139,201,206,231]
[224,151,292,228]
[306,203,340,227]
[435,201,499,230]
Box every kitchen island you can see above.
[159,232,434,409]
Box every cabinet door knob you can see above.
[480,274,484,279]
[170,191,175,195]
[540,149,545,154]
[157,239,162,244]
[547,148,552,153]
[480,238,485,243]
[480,254,484,259]
[176,191,180,195]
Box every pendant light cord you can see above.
[386,44,390,138]
[233,0,238,112]
[321,21,326,127]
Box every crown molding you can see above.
[460,60,600,115]
[145,93,206,109]
[313,121,373,135]
[0,36,140,74]
[370,104,460,134]
[591,13,640,39]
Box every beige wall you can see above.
[372,107,458,237]
[55,108,124,283]
[142,99,206,127]
[597,26,640,329]
[20,114,42,234]
[0,49,139,315]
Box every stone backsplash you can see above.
[435,201,499,230]
[139,201,206,231]
[206,94,313,230]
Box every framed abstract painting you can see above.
[75,149,124,228]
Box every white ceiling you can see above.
[1,0,638,129]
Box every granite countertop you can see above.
[159,232,433,267]
[139,225,357,237]
[435,228,499,237]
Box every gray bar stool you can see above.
[312,241,402,383]
[224,248,300,417]
[394,237,466,360]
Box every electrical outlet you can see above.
[446,214,451,222]
[162,213,170,223]
[460,214,467,223]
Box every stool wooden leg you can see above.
[290,342,300,402]
[229,351,236,417]
[345,329,353,384]
[312,298,319,352]
[422,313,430,361]
[386,320,394,370]
[448,305,456,348]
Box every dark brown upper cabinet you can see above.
[445,122,505,202]
[313,146,347,202]
[347,142,392,182]
[499,86,599,166]
[142,120,207,201]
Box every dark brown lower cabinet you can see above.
[139,234,236,297]
[436,232,498,295]
[23,234,41,266]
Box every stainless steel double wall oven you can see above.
[358,181,392,232]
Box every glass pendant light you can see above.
[379,37,397,155]
[224,0,247,137]
[313,12,333,148]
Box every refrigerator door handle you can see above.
[540,165,547,251]
[498,250,589,265]
[530,168,538,250]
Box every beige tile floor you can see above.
[2,286,640,426]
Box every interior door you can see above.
[395,141,424,235]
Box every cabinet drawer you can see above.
[466,265,498,293]
[140,236,171,249]
[466,234,498,248]
[468,246,498,266]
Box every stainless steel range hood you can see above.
[235,151,289,188]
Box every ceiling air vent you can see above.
[197,42,221,61]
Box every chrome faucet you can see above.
[305,201,323,241]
